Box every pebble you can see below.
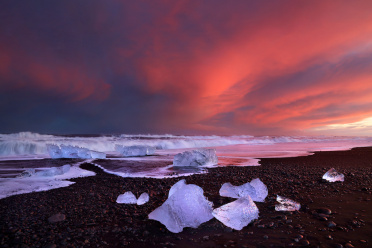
[263,235,269,240]
[344,243,354,248]
[327,221,337,227]
[317,208,332,215]
[47,214,65,223]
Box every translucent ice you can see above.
[168,179,187,197]
[219,182,258,201]
[173,149,218,167]
[16,168,36,178]
[35,164,71,177]
[116,191,138,204]
[137,192,150,205]
[47,144,106,159]
[275,195,301,211]
[249,178,268,202]
[115,145,155,157]
[322,168,344,182]
[148,180,214,233]
[212,196,259,230]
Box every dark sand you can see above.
[1,147,371,248]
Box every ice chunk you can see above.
[219,182,257,201]
[212,196,259,230]
[46,144,106,159]
[116,191,137,204]
[115,145,155,157]
[275,195,301,211]
[249,178,268,202]
[16,168,36,178]
[173,149,218,167]
[148,180,214,233]
[137,192,149,205]
[322,168,344,182]
[168,179,187,197]
[35,164,71,177]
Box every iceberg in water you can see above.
[173,149,218,167]
[137,192,150,205]
[322,168,344,182]
[219,178,268,202]
[35,164,71,177]
[47,144,106,159]
[116,191,138,204]
[115,145,155,157]
[212,196,259,230]
[275,195,301,211]
[148,180,214,233]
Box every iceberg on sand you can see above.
[212,195,259,230]
[275,195,301,211]
[47,144,106,159]
[148,180,214,233]
[137,192,150,205]
[116,191,150,205]
[219,178,268,202]
[173,149,218,167]
[115,145,155,157]
[322,168,344,182]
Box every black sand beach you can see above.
[1,147,371,248]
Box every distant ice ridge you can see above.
[148,179,214,233]
[47,144,106,159]
[0,162,95,199]
[173,149,218,167]
[322,168,344,182]
[275,195,301,211]
[219,178,268,202]
[115,145,155,157]
[212,196,259,230]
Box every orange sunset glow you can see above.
[1,0,372,135]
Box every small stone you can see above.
[47,214,65,223]
[317,208,332,215]
[327,221,337,227]
[300,240,310,246]
[263,235,269,240]
[344,243,354,248]
[335,244,343,248]
[203,236,209,241]
[326,235,333,240]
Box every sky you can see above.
[1,0,372,136]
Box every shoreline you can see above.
[1,147,371,248]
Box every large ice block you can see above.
[275,195,301,211]
[148,180,214,233]
[115,145,155,157]
[173,149,218,167]
[212,196,259,230]
[168,179,187,197]
[137,192,149,205]
[46,144,106,159]
[219,182,258,201]
[322,168,344,182]
[249,178,268,202]
[116,191,137,204]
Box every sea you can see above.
[0,132,371,199]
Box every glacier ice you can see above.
[322,168,344,182]
[16,168,36,178]
[148,180,214,233]
[219,178,268,202]
[219,182,257,201]
[249,178,268,202]
[115,145,155,157]
[47,144,106,159]
[168,179,187,197]
[116,191,138,204]
[275,195,301,211]
[212,196,259,230]
[137,192,150,205]
[173,149,218,167]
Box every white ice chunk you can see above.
[116,191,138,204]
[173,149,218,167]
[35,164,71,177]
[148,180,214,233]
[115,145,155,157]
[137,192,149,205]
[46,144,106,159]
[249,178,268,202]
[322,168,344,182]
[275,195,301,211]
[212,196,259,230]
[168,179,187,197]
[219,182,258,201]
